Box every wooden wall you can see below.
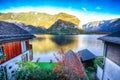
[0,40,30,64]
[106,42,120,66]
[26,40,31,50]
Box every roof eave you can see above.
[98,37,120,45]
[0,35,35,43]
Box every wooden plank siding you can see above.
[0,40,30,64]
[106,42,120,66]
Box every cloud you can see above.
[96,6,101,10]
[0,6,120,25]
[82,7,87,11]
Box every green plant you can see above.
[15,67,57,80]
[15,62,69,80]
[94,58,104,69]
[0,55,6,60]
[86,67,96,72]
[85,69,92,80]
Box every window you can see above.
[21,41,27,53]
[0,46,4,56]
[0,46,5,60]
[21,54,28,62]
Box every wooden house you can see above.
[0,21,35,80]
[78,49,96,67]
[97,31,120,80]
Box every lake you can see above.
[30,35,104,62]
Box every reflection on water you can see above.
[51,35,76,46]
[30,35,104,62]
[31,35,79,53]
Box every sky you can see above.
[0,0,120,24]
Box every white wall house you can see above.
[0,21,35,80]
[0,49,33,80]
[97,31,120,80]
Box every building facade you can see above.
[0,21,34,80]
[97,31,120,80]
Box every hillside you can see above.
[47,19,86,34]
[82,18,120,33]
[0,12,80,29]
[14,22,46,34]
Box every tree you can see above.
[54,48,85,80]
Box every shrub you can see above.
[94,58,104,69]
[15,67,57,80]
[15,62,68,80]
[53,49,85,80]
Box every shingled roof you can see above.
[0,21,35,43]
[98,31,120,45]
[78,49,96,61]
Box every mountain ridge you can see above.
[82,18,120,33]
[47,19,86,34]
[14,22,46,34]
[0,12,80,29]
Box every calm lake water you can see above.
[30,35,104,62]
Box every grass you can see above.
[17,62,56,70]
[34,62,56,70]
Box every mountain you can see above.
[0,12,80,29]
[82,18,120,33]
[47,19,86,34]
[14,22,46,34]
